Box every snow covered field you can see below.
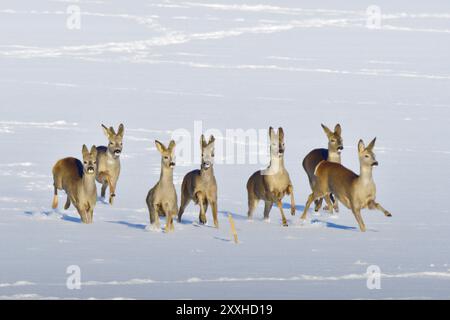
[1,0,450,299]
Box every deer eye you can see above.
[365,155,370,158]
[164,156,169,160]
[84,161,88,165]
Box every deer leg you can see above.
[247,195,258,220]
[101,182,108,198]
[276,200,288,227]
[211,200,219,228]
[170,211,175,232]
[64,197,71,210]
[148,203,160,228]
[84,203,91,224]
[369,201,392,217]
[314,198,323,212]
[154,206,161,228]
[177,193,191,223]
[108,179,116,205]
[165,211,174,233]
[89,205,94,224]
[79,209,88,224]
[203,200,209,215]
[301,193,316,220]
[263,200,273,221]
[323,194,337,211]
[351,206,366,232]
[97,173,108,197]
[196,192,207,225]
[52,185,58,209]
[332,194,339,213]
[324,194,334,215]
[287,185,296,216]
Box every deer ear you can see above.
[269,127,274,138]
[367,137,376,151]
[358,139,366,153]
[82,144,89,158]
[168,140,176,153]
[109,126,116,136]
[117,124,124,137]
[208,135,215,145]
[278,127,285,141]
[90,145,97,157]
[334,124,342,136]
[321,124,332,137]
[155,140,165,153]
[201,134,207,148]
[102,125,111,138]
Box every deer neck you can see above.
[160,165,174,185]
[359,163,374,185]
[107,149,120,163]
[82,173,96,194]
[201,166,214,180]
[267,155,285,175]
[327,150,341,163]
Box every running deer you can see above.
[96,124,124,205]
[178,135,218,227]
[302,123,343,212]
[146,140,178,232]
[247,127,296,227]
[300,138,392,232]
[52,145,98,224]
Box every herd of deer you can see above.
[51,123,392,233]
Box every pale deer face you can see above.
[155,140,176,169]
[82,145,98,175]
[358,138,378,167]
[201,135,215,170]
[322,123,343,154]
[102,124,124,159]
[269,127,285,158]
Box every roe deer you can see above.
[146,140,178,232]
[300,138,392,232]
[247,127,296,227]
[96,124,124,205]
[302,123,343,212]
[52,145,98,224]
[178,135,218,228]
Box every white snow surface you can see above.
[1,0,450,299]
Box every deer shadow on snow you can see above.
[280,202,360,231]
[23,210,82,224]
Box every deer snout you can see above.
[338,146,344,151]
[202,162,212,170]
[87,166,96,174]
[372,161,379,166]
[114,149,122,156]
[169,162,176,168]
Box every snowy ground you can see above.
[1,0,450,299]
